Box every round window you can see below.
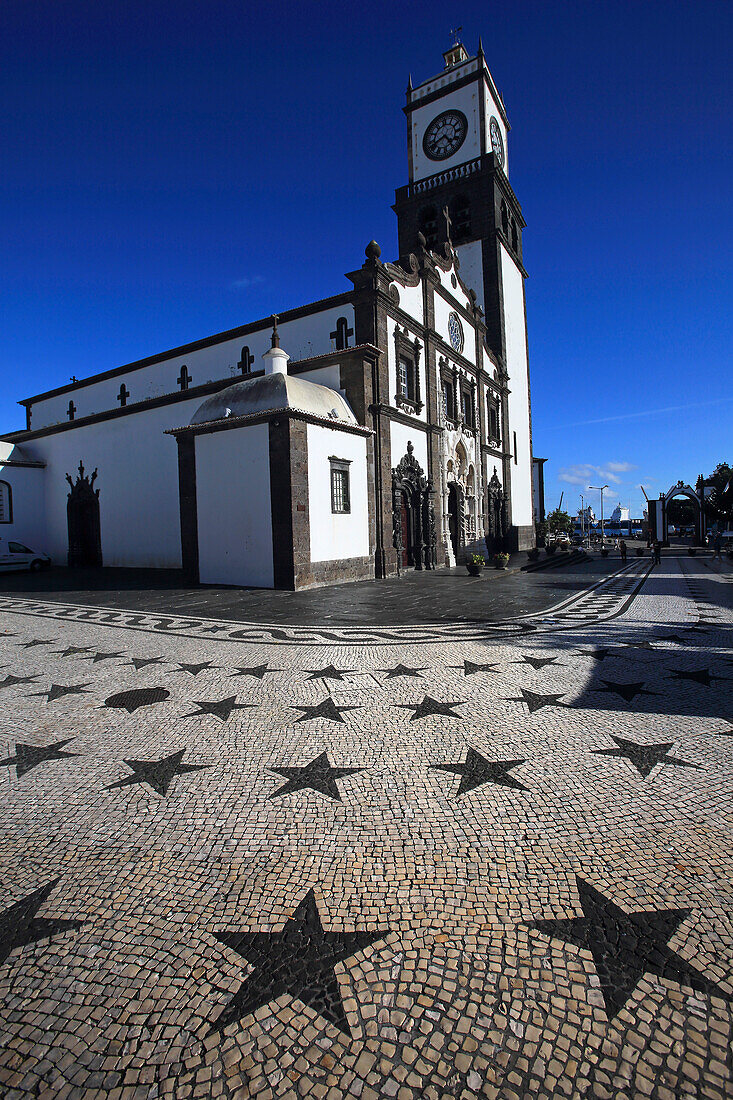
[448,312,464,353]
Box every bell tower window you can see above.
[449,195,471,242]
[419,205,439,250]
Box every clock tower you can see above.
[393,37,535,547]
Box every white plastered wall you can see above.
[390,281,423,324]
[22,399,203,568]
[306,425,369,564]
[433,296,476,365]
[195,424,273,588]
[390,422,429,476]
[499,244,533,526]
[454,241,484,309]
[0,457,47,550]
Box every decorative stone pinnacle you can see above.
[271,314,280,348]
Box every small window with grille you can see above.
[330,459,351,514]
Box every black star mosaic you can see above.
[229,663,282,680]
[432,747,527,796]
[18,639,56,649]
[106,749,210,796]
[578,648,611,662]
[306,665,354,682]
[377,663,426,679]
[0,879,82,968]
[514,654,564,670]
[105,687,170,714]
[85,650,126,664]
[173,661,220,677]
[592,680,657,704]
[268,751,363,801]
[592,736,702,779]
[0,673,39,689]
[450,660,502,677]
[182,696,255,722]
[55,645,94,658]
[507,688,569,714]
[291,698,360,724]
[209,888,388,1037]
[128,656,166,671]
[528,877,731,1019]
[397,696,465,721]
[0,739,80,779]
[613,640,658,652]
[29,683,92,703]
[668,668,726,687]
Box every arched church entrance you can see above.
[485,466,507,555]
[66,462,102,567]
[392,442,436,573]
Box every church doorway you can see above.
[392,442,436,573]
[66,462,102,568]
[448,482,461,556]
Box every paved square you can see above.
[0,555,731,1099]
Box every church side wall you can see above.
[306,425,369,565]
[0,465,47,551]
[24,402,201,567]
[499,244,533,531]
[26,305,356,431]
[195,425,273,588]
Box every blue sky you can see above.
[1,0,730,518]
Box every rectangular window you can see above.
[513,431,518,464]
[488,400,500,442]
[330,460,351,514]
[398,357,412,399]
[0,481,11,523]
[461,390,473,427]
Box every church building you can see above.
[0,39,537,590]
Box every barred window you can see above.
[0,481,11,523]
[461,389,473,426]
[442,381,454,420]
[330,459,351,514]
[398,357,411,399]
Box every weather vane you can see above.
[450,25,462,44]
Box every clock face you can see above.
[423,110,468,161]
[448,312,464,353]
[490,117,504,167]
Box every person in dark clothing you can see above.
[652,540,661,565]
[619,539,627,563]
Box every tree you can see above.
[546,508,573,538]
[704,463,733,527]
[667,497,697,527]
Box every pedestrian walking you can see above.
[712,532,723,562]
[619,538,627,563]
[653,539,661,565]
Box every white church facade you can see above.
[0,40,538,590]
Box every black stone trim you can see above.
[20,291,356,407]
[0,459,46,468]
[269,420,295,589]
[405,66,510,130]
[177,435,199,584]
[167,407,373,440]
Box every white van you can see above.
[0,538,51,572]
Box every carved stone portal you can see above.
[485,466,507,555]
[392,442,436,572]
[66,461,102,568]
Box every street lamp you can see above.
[589,484,609,545]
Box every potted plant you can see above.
[558,540,570,552]
[527,547,540,562]
[494,552,510,570]
[466,553,485,577]
[545,543,557,555]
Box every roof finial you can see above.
[450,25,462,45]
[407,72,413,92]
[477,35,484,56]
[271,313,280,348]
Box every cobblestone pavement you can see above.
[0,554,731,1099]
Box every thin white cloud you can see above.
[230,275,265,290]
[546,397,733,431]
[557,462,636,487]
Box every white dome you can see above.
[190,373,358,427]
